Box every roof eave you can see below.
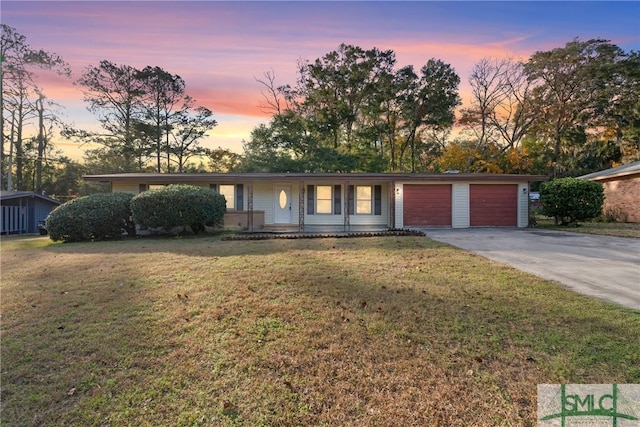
[83,172,548,184]
[583,171,640,181]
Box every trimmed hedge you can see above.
[131,184,226,234]
[540,178,604,225]
[46,192,136,242]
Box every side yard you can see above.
[1,236,639,426]
[534,216,640,238]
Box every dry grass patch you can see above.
[535,217,640,238]
[1,236,639,426]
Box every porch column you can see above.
[344,180,350,232]
[247,183,254,231]
[389,180,396,229]
[299,181,305,231]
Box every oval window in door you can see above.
[279,189,287,209]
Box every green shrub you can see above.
[46,192,136,242]
[131,184,226,234]
[540,178,604,226]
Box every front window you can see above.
[348,185,381,215]
[316,185,332,214]
[356,186,372,214]
[219,184,235,210]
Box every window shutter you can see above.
[139,184,148,193]
[210,184,218,192]
[236,184,244,210]
[333,185,341,215]
[307,185,314,215]
[348,185,355,215]
[374,185,382,215]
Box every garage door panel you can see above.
[470,184,517,226]
[403,184,452,226]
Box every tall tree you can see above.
[398,59,460,172]
[524,38,625,176]
[167,101,217,172]
[74,61,217,173]
[34,91,52,192]
[137,66,185,172]
[75,60,147,171]
[293,44,396,152]
[590,50,640,162]
[40,155,108,200]
[459,57,538,171]
[240,110,357,173]
[255,69,287,115]
[206,147,242,172]
[250,45,459,173]
[1,24,69,190]
[240,118,307,172]
[364,64,416,171]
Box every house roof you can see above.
[579,161,640,181]
[83,172,547,184]
[0,191,62,205]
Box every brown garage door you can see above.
[470,184,518,226]
[403,184,452,226]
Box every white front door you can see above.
[274,185,292,224]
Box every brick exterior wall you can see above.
[600,176,640,223]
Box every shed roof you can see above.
[0,191,61,205]
[83,172,547,184]
[579,161,640,181]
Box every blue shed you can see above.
[0,191,62,234]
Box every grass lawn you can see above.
[1,235,639,426]
[534,216,640,238]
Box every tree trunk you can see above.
[552,122,562,178]
[7,111,15,190]
[0,62,4,189]
[35,95,45,192]
[165,116,172,172]
[15,101,23,190]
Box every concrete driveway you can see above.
[423,228,640,311]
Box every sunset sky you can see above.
[3,1,639,160]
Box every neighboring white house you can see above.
[83,172,546,231]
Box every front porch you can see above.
[238,180,396,233]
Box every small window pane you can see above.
[357,201,372,214]
[357,186,371,200]
[279,189,287,209]
[219,184,235,210]
[317,200,332,213]
[317,186,332,200]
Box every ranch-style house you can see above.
[83,172,546,232]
